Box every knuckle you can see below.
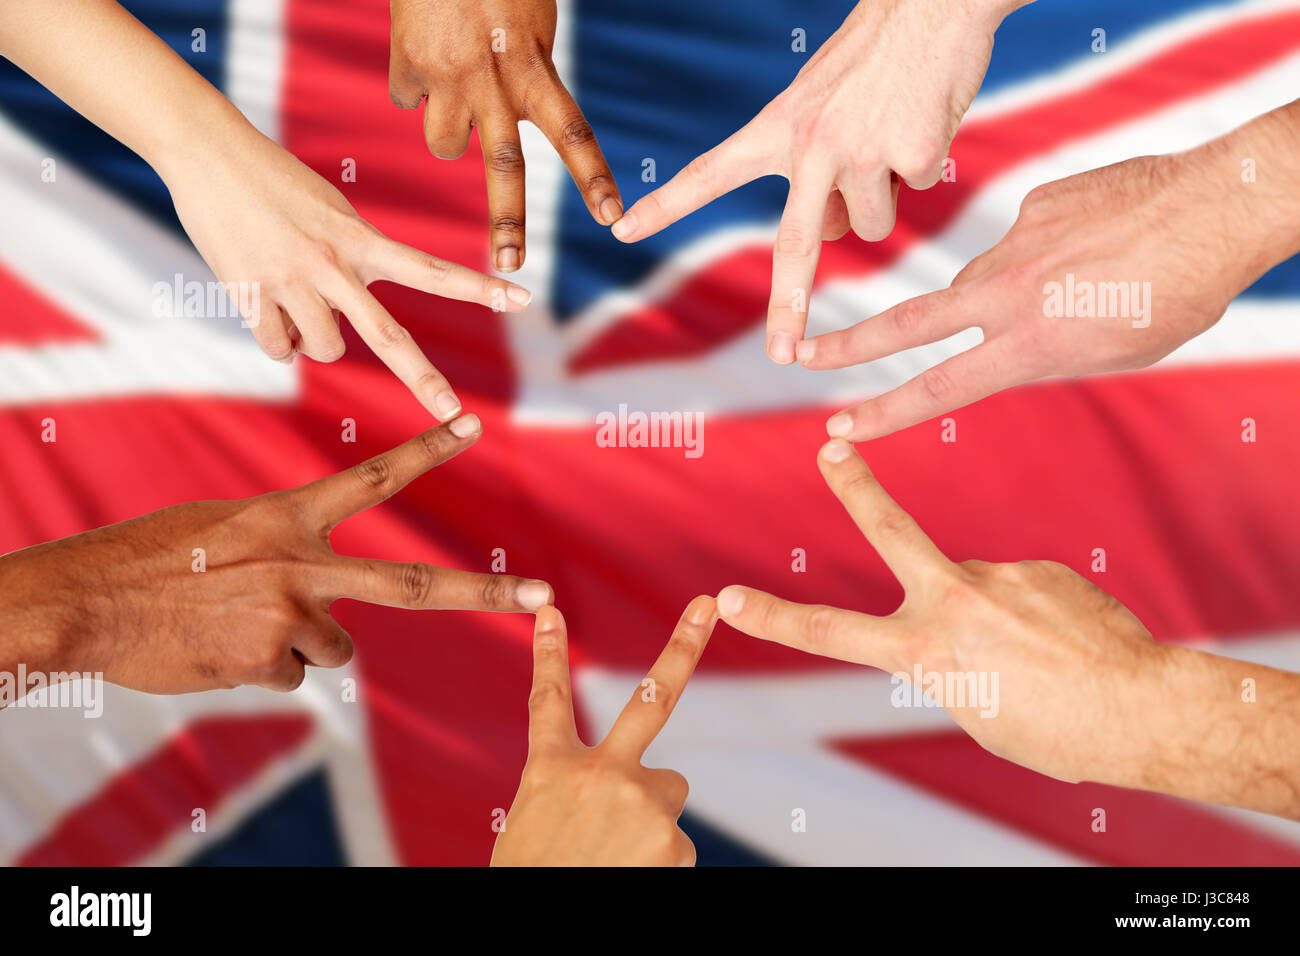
[804,605,840,648]
[414,252,450,281]
[486,141,525,174]
[477,573,512,608]
[400,562,437,606]
[375,321,409,348]
[491,214,525,235]
[919,363,957,405]
[352,453,397,496]
[559,115,597,149]
[417,423,452,459]
[682,151,715,187]
[528,680,569,712]
[304,239,341,271]
[873,509,915,543]
[315,336,346,363]
[775,224,816,259]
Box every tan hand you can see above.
[613,0,1025,363]
[0,416,552,695]
[164,127,532,423]
[389,0,621,272]
[717,439,1171,789]
[491,597,718,866]
[805,146,1281,441]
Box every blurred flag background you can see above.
[2,0,1300,865]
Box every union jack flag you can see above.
[2,0,1300,865]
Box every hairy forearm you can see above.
[1193,97,1300,295]
[1134,646,1300,820]
[0,0,254,180]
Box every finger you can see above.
[256,650,307,693]
[423,100,472,160]
[528,605,579,753]
[326,558,553,613]
[479,119,527,274]
[388,46,424,110]
[795,287,972,370]
[674,831,697,867]
[281,292,345,364]
[823,190,851,241]
[815,438,951,588]
[249,303,295,364]
[529,76,621,225]
[293,611,354,669]
[839,167,897,242]
[602,596,717,760]
[824,342,1012,443]
[767,168,834,364]
[332,284,461,421]
[716,584,890,668]
[365,235,532,313]
[612,121,770,242]
[645,768,689,815]
[299,417,483,528]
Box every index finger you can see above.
[332,284,461,422]
[601,596,718,761]
[715,585,896,670]
[528,75,622,226]
[817,439,952,591]
[767,168,834,364]
[528,606,580,753]
[611,121,771,243]
[365,234,532,313]
[298,415,483,530]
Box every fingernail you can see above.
[517,580,552,611]
[449,413,480,438]
[826,412,853,438]
[497,247,520,273]
[506,286,532,307]
[434,390,462,420]
[795,339,816,364]
[599,196,623,225]
[717,586,745,617]
[768,332,796,365]
[821,438,853,463]
[686,595,716,625]
[611,211,638,241]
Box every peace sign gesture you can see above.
[2,416,553,696]
[716,439,1172,790]
[491,597,719,866]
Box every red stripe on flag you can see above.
[0,262,98,345]
[17,715,312,866]
[835,731,1300,865]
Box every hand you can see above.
[612,0,1025,364]
[806,142,1296,442]
[389,0,622,273]
[0,416,553,695]
[162,122,533,422]
[490,598,718,866]
[716,438,1173,790]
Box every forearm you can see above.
[1192,97,1300,295]
[0,0,254,181]
[1133,646,1300,820]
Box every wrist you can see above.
[0,550,77,678]
[149,95,259,189]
